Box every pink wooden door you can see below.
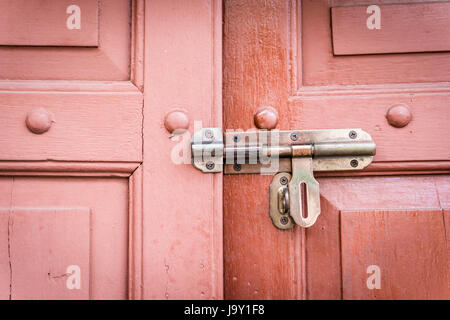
[223,0,450,299]
[0,0,223,300]
[0,0,142,299]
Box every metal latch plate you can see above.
[191,127,376,229]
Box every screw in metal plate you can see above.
[280,176,289,185]
[204,129,214,139]
[290,132,299,141]
[233,163,242,171]
[206,161,215,170]
[349,130,357,139]
[350,159,359,168]
[233,135,239,143]
[280,216,289,225]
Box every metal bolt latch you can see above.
[191,128,376,229]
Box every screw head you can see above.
[204,129,214,139]
[280,217,289,225]
[206,161,215,170]
[280,176,289,185]
[290,132,299,141]
[233,164,241,171]
[350,159,359,168]
[349,130,357,139]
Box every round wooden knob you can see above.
[164,109,189,133]
[386,104,412,128]
[26,108,54,134]
[254,106,278,130]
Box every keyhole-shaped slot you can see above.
[300,182,309,219]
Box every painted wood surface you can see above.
[224,0,304,300]
[142,0,223,299]
[4,208,90,300]
[290,89,450,162]
[0,83,143,161]
[0,0,98,47]
[0,177,129,300]
[223,0,450,300]
[331,2,450,55]
[307,176,450,300]
[0,0,130,80]
[0,0,147,300]
[341,209,449,299]
[0,209,9,300]
[301,0,450,85]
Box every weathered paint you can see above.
[142,0,223,300]
[331,2,450,55]
[223,0,450,299]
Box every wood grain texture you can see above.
[0,161,141,177]
[289,90,450,162]
[0,0,98,47]
[0,0,130,80]
[0,88,143,161]
[224,0,305,300]
[224,0,450,300]
[341,209,449,300]
[331,2,450,55]
[0,177,129,300]
[0,0,145,301]
[128,166,143,299]
[0,207,9,299]
[307,175,450,299]
[131,0,145,91]
[300,0,450,85]
[6,208,90,300]
[0,80,141,92]
[291,1,450,164]
[142,0,223,299]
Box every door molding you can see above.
[0,161,143,299]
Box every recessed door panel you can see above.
[331,2,450,55]
[0,0,131,80]
[0,0,99,47]
[341,209,449,300]
[1,208,90,300]
[302,0,450,85]
[0,177,129,300]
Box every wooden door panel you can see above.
[290,90,450,162]
[341,209,449,300]
[331,2,450,55]
[3,208,90,300]
[224,174,303,300]
[0,0,131,80]
[224,0,450,300]
[0,82,143,162]
[0,177,129,300]
[306,176,450,300]
[0,0,99,47]
[302,0,450,85]
[141,0,223,299]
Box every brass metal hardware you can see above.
[191,128,376,229]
